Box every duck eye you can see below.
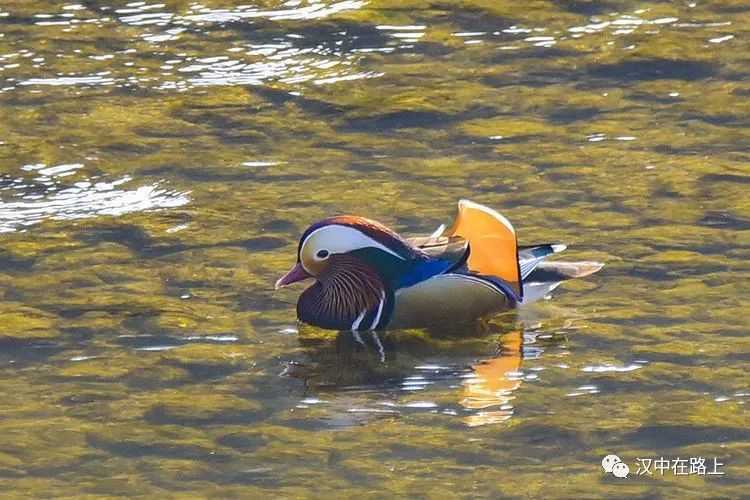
[316,249,330,259]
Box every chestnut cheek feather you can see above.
[297,255,387,330]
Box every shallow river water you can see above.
[0,0,749,497]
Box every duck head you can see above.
[275,216,423,330]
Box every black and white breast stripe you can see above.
[351,290,388,331]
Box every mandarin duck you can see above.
[275,200,603,331]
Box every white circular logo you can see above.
[601,454,621,473]
[612,461,630,478]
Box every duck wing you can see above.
[391,229,514,328]
[395,234,469,289]
[408,234,469,265]
[518,244,567,280]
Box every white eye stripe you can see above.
[301,225,405,261]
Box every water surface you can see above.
[0,0,748,497]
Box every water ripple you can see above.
[173,43,382,88]
[3,2,735,95]
[0,163,189,233]
[182,1,366,23]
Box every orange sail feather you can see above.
[443,200,522,299]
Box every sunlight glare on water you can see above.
[0,163,189,233]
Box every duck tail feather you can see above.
[524,261,604,283]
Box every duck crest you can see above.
[299,215,425,261]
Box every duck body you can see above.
[276,200,603,331]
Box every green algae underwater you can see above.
[0,0,749,497]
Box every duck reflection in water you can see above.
[284,317,565,427]
[460,328,522,426]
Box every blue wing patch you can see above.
[397,258,456,289]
